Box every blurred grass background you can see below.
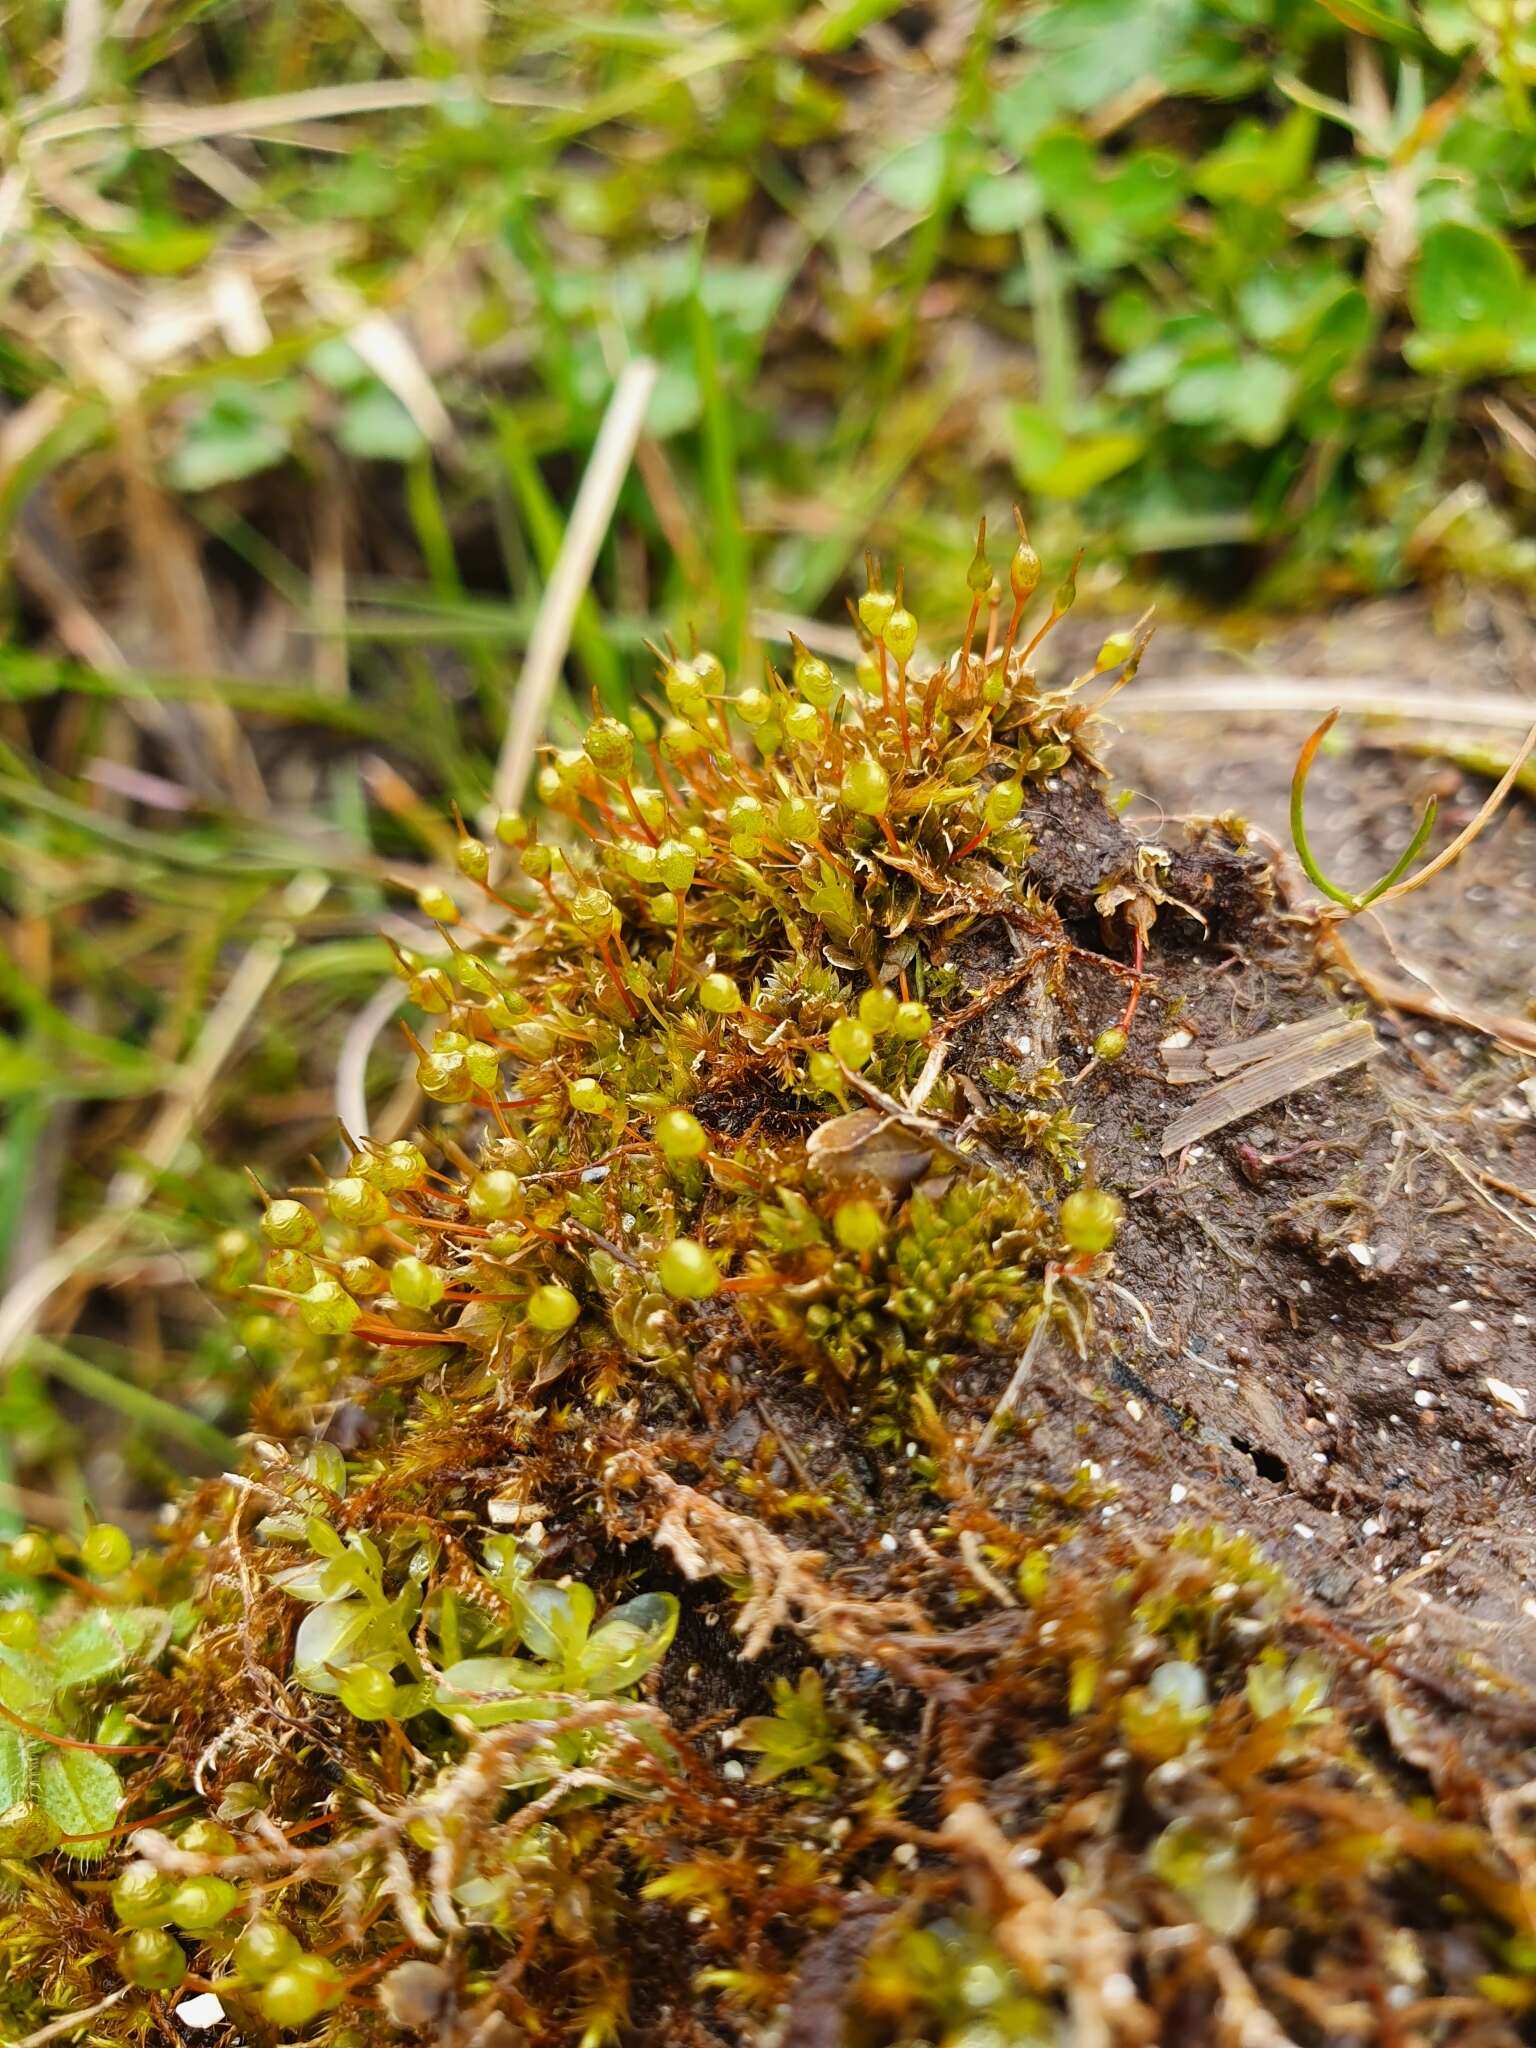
[2,0,1535,1520]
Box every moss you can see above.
[2,546,1533,2045]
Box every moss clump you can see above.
[2,540,1534,2045]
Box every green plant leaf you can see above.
[1009,404,1144,498]
[291,1597,373,1693]
[38,1750,121,1860]
[0,1726,32,1808]
[166,384,298,491]
[519,1582,596,1670]
[338,384,427,463]
[1165,354,1295,445]
[1195,108,1316,207]
[48,1608,171,1691]
[1406,221,1533,373]
[578,1593,679,1697]
[1413,221,1526,333]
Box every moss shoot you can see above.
[1,537,1533,2047]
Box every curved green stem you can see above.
[1289,709,1437,914]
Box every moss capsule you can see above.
[467,1169,518,1220]
[1060,1187,1124,1255]
[265,1248,314,1292]
[169,1876,241,1930]
[857,987,900,1034]
[299,1280,361,1336]
[0,1609,40,1651]
[782,701,820,747]
[391,1257,446,1310]
[234,1919,302,1983]
[884,607,918,662]
[777,794,819,842]
[656,840,697,893]
[892,1000,932,1041]
[454,837,490,883]
[699,972,742,1016]
[827,1017,873,1070]
[0,1801,61,1858]
[81,1523,132,1578]
[5,1532,52,1577]
[858,587,895,640]
[415,885,459,926]
[119,1929,187,1992]
[840,757,890,817]
[984,778,1024,828]
[527,1283,581,1334]
[655,1109,708,1162]
[262,1199,318,1250]
[326,1177,390,1228]
[658,1238,722,1301]
[584,717,635,780]
[260,1955,344,2027]
[1093,1025,1128,1061]
[112,1860,174,1928]
[833,1199,885,1252]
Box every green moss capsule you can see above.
[260,1955,344,2027]
[299,1279,361,1336]
[884,607,918,663]
[112,1860,174,1928]
[326,1176,390,1227]
[1060,1187,1124,1255]
[0,1802,61,1858]
[467,1169,519,1220]
[234,1919,302,1984]
[584,717,635,780]
[657,839,697,893]
[857,987,900,1034]
[454,836,490,883]
[177,1820,238,1857]
[984,778,1024,827]
[169,1876,241,1930]
[777,794,819,842]
[119,1929,187,1992]
[1093,1025,1128,1061]
[833,1199,885,1252]
[266,1248,315,1292]
[407,965,454,1013]
[728,795,769,844]
[782,701,821,747]
[658,1238,722,1301]
[527,1283,581,1334]
[5,1532,52,1578]
[892,1000,932,1041]
[827,1017,873,1069]
[81,1523,132,1578]
[391,1257,446,1310]
[262,1199,318,1250]
[840,757,890,817]
[415,885,459,926]
[791,640,838,709]
[0,1609,40,1651]
[655,1109,708,1162]
[735,686,773,728]
[699,972,742,1016]
[858,587,895,640]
